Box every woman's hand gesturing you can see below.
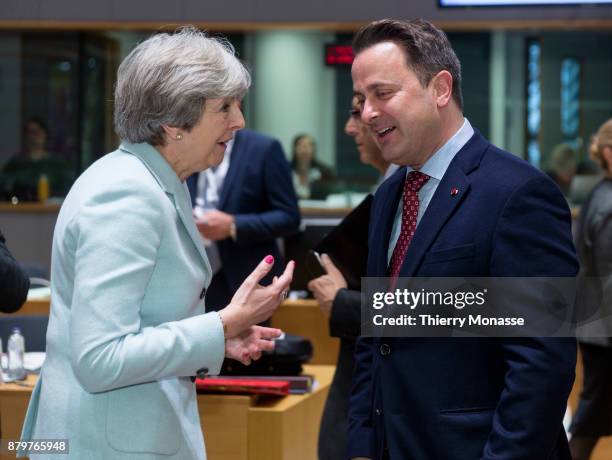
[219,255,294,338]
[225,326,282,365]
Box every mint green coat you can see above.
[20,142,225,459]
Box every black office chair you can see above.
[0,315,49,352]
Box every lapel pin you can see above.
[450,187,459,197]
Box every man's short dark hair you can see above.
[352,18,463,110]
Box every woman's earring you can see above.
[176,133,183,140]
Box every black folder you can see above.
[313,194,372,290]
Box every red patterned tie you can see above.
[389,171,430,283]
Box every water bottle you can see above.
[7,327,26,381]
[37,174,49,202]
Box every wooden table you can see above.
[14,298,340,366]
[0,364,333,460]
[8,300,50,317]
[0,376,37,460]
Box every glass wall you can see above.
[0,31,119,201]
[506,30,612,203]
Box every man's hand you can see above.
[307,254,347,316]
[195,209,235,241]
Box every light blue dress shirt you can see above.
[387,118,475,264]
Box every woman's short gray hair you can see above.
[114,27,251,145]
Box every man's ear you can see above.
[431,70,453,108]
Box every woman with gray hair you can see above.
[19,27,293,459]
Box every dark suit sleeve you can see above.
[347,192,384,460]
[0,231,30,313]
[233,140,300,245]
[484,175,578,459]
[347,336,376,459]
[594,216,612,322]
[329,288,362,339]
[593,213,612,278]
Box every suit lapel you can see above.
[219,131,248,210]
[399,132,487,277]
[372,167,406,275]
[400,168,471,277]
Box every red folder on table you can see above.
[195,378,290,396]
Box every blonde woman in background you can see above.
[570,118,612,460]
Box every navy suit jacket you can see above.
[347,132,578,460]
[187,129,300,292]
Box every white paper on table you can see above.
[1,352,46,372]
[24,352,46,371]
[27,287,51,300]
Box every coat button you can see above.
[380,343,391,356]
[200,287,206,299]
[196,367,209,379]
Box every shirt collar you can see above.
[409,118,474,181]
[215,137,234,174]
[382,163,400,182]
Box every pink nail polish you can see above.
[265,255,274,264]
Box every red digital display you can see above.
[325,45,354,66]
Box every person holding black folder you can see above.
[309,97,396,460]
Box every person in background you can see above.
[291,133,335,199]
[576,136,601,175]
[1,118,72,201]
[0,228,29,313]
[346,97,399,188]
[187,128,300,313]
[546,142,577,197]
[19,28,294,460]
[309,96,397,460]
[569,118,612,460]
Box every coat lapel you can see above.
[119,142,210,270]
[173,185,212,272]
[399,132,487,277]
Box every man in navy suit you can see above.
[348,19,578,460]
[187,129,300,311]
